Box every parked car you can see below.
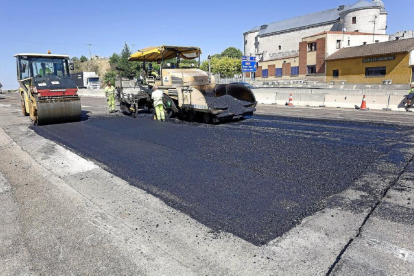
[230,82,254,89]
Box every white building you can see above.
[244,0,387,62]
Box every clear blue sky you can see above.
[0,0,411,89]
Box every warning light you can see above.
[48,50,51,54]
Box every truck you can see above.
[70,72,101,89]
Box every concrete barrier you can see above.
[254,92,276,104]
[388,95,407,111]
[296,94,325,107]
[324,94,362,109]
[275,93,291,105]
[77,89,105,98]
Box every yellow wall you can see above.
[326,53,412,84]
[307,51,317,66]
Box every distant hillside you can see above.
[71,59,112,79]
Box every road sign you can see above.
[242,58,257,73]
[242,56,256,62]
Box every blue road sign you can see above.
[242,60,257,73]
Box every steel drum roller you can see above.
[36,98,82,125]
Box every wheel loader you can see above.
[14,53,82,125]
[119,45,257,123]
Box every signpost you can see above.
[242,56,257,72]
[242,56,257,83]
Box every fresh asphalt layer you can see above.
[31,112,412,246]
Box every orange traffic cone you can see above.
[288,94,294,107]
[360,95,368,111]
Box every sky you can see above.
[0,0,412,89]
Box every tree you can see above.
[80,55,87,63]
[111,43,140,78]
[104,71,117,86]
[220,47,243,59]
[200,56,241,78]
[109,53,120,70]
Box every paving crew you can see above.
[105,81,116,113]
[151,86,165,121]
[407,82,414,108]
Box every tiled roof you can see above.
[341,0,381,13]
[257,8,341,37]
[245,1,385,37]
[246,26,260,34]
[326,38,414,60]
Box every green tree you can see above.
[80,55,88,63]
[103,71,117,86]
[111,43,140,78]
[220,47,243,59]
[200,56,241,78]
[109,53,120,70]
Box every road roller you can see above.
[14,52,82,125]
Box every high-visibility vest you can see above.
[105,86,115,97]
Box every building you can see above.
[244,0,391,82]
[244,0,387,62]
[325,38,414,84]
[253,31,389,81]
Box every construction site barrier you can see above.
[254,92,276,104]
[252,90,409,112]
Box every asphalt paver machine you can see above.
[15,53,82,125]
[119,45,257,123]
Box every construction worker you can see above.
[151,86,165,121]
[105,81,116,113]
[38,63,51,77]
[407,82,414,108]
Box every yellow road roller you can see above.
[15,53,82,125]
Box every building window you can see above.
[291,66,299,76]
[279,45,282,50]
[307,65,317,74]
[245,40,247,45]
[355,30,359,32]
[352,17,357,24]
[307,42,317,52]
[375,40,379,43]
[336,40,342,49]
[363,42,367,45]
[276,68,283,77]
[262,69,269,78]
[348,40,351,46]
[365,66,386,77]
[333,70,339,78]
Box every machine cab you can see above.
[15,53,77,96]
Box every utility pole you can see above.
[87,44,93,71]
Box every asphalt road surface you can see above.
[2,93,414,275]
[32,111,411,246]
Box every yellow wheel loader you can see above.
[15,53,82,125]
[121,45,256,123]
